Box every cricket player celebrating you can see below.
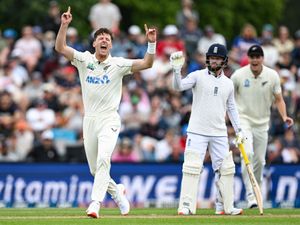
[231,45,294,208]
[170,44,244,215]
[55,7,156,218]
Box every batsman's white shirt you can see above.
[231,64,282,128]
[71,50,133,116]
[173,68,240,136]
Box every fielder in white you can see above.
[55,7,156,218]
[231,45,294,208]
[170,43,244,215]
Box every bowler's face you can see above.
[93,33,112,56]
[248,55,263,73]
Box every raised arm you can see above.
[170,51,195,91]
[55,6,74,61]
[131,24,156,73]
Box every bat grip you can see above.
[239,143,250,165]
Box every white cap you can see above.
[41,130,54,140]
[163,25,178,36]
[42,83,55,92]
[67,27,78,36]
[280,69,291,78]
[128,25,141,35]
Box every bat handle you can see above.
[239,143,250,165]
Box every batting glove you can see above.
[170,51,185,71]
[234,131,246,147]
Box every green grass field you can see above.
[0,208,299,225]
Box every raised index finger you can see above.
[144,24,148,32]
[67,6,71,13]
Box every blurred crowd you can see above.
[0,0,299,164]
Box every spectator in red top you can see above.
[157,25,185,58]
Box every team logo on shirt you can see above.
[187,138,191,147]
[214,87,218,96]
[103,65,111,71]
[244,79,250,87]
[86,75,110,84]
[262,81,268,86]
[87,63,95,71]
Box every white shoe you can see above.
[215,202,224,215]
[86,201,100,218]
[227,208,243,215]
[112,184,130,215]
[178,207,192,215]
[216,207,243,215]
[247,194,258,209]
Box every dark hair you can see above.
[93,28,113,41]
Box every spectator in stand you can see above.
[13,25,42,73]
[259,24,274,44]
[180,15,202,60]
[273,26,294,57]
[61,93,83,135]
[0,91,21,129]
[231,23,259,66]
[42,83,63,113]
[112,138,139,162]
[157,25,185,59]
[261,38,279,68]
[23,71,45,104]
[267,138,284,164]
[119,82,151,138]
[66,27,86,52]
[54,65,80,90]
[140,136,157,162]
[291,30,300,68]
[0,135,18,162]
[127,25,147,59]
[259,24,279,68]
[0,60,24,104]
[27,129,59,162]
[0,28,17,67]
[42,1,61,34]
[155,128,177,162]
[5,50,29,88]
[42,30,56,60]
[89,0,122,34]
[13,120,34,161]
[275,51,297,77]
[26,99,56,133]
[280,127,300,163]
[197,25,226,55]
[176,0,199,31]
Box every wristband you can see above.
[147,42,156,54]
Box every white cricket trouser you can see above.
[186,133,230,171]
[83,112,121,202]
[240,119,268,202]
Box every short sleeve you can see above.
[115,57,133,76]
[273,72,282,94]
[71,50,89,68]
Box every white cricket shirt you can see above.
[71,50,132,116]
[173,68,241,136]
[231,64,282,127]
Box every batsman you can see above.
[170,44,245,215]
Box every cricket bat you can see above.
[238,143,264,215]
